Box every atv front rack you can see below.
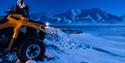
[0,13,46,52]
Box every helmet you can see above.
[17,0,26,9]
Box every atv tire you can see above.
[18,39,45,63]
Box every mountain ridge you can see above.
[37,8,123,24]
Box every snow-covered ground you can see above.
[0,26,125,63]
[33,27,125,63]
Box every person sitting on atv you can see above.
[0,0,52,62]
[16,0,52,61]
[15,0,45,39]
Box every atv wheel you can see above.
[18,39,45,63]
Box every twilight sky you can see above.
[0,0,125,16]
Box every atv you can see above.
[0,11,47,63]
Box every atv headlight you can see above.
[45,22,49,27]
[45,22,49,28]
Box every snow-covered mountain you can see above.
[76,8,123,23]
[37,8,123,24]
[48,9,81,23]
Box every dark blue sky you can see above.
[0,0,125,16]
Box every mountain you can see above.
[76,8,108,22]
[54,9,81,21]
[47,10,81,24]
[99,13,123,23]
[47,8,123,24]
